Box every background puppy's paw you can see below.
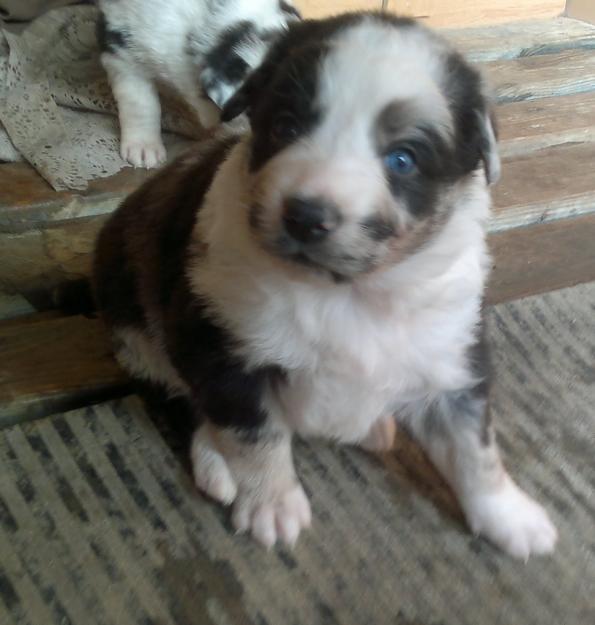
[231,483,311,549]
[360,416,396,452]
[191,428,238,505]
[466,478,558,560]
[121,139,166,168]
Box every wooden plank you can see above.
[566,0,595,25]
[0,292,35,321]
[387,0,565,28]
[294,0,381,18]
[487,212,595,304]
[485,48,595,103]
[0,310,62,329]
[0,162,149,230]
[0,214,108,297]
[447,17,595,62]
[492,142,595,230]
[2,212,593,425]
[497,92,595,157]
[2,117,595,296]
[0,314,128,427]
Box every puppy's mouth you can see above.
[249,203,377,280]
[272,233,375,281]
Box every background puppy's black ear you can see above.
[477,105,501,185]
[220,57,276,122]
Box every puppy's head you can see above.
[222,13,500,281]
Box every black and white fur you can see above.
[96,0,299,168]
[94,13,558,557]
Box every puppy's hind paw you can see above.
[465,477,558,560]
[121,138,166,168]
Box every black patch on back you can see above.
[166,284,286,433]
[96,11,131,54]
[96,134,286,434]
[94,205,146,328]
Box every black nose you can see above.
[283,196,339,244]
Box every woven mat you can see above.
[1,282,594,625]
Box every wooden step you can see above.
[493,141,595,230]
[0,314,128,427]
[2,210,595,425]
[487,212,595,304]
[1,17,595,300]
[497,92,595,157]
[448,17,595,62]
[486,48,595,103]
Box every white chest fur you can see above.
[190,145,491,442]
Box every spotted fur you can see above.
[95,12,557,556]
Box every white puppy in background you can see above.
[96,0,299,167]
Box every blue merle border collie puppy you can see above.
[96,0,300,168]
[94,12,558,557]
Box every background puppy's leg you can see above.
[101,53,166,168]
[403,384,558,559]
[192,419,311,549]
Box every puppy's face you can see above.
[223,14,500,280]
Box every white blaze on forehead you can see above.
[314,19,453,152]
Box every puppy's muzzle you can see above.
[282,196,340,245]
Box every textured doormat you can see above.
[1,282,594,625]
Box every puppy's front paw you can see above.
[360,416,396,452]
[465,478,558,560]
[121,138,166,168]
[231,483,312,549]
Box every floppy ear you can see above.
[477,106,501,185]
[199,67,237,110]
[220,61,274,122]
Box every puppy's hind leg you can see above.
[101,53,166,168]
[402,383,558,560]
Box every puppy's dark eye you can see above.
[384,148,417,175]
[271,113,299,142]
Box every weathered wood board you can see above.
[0,314,128,426]
[493,142,595,230]
[447,17,595,62]
[566,0,595,25]
[486,49,595,103]
[295,0,381,18]
[497,92,595,157]
[1,17,595,298]
[3,209,595,425]
[487,213,595,304]
[387,0,565,28]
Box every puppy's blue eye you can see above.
[384,149,416,175]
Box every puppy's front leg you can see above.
[101,53,166,168]
[192,419,311,548]
[404,386,558,559]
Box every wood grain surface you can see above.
[0,314,128,426]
